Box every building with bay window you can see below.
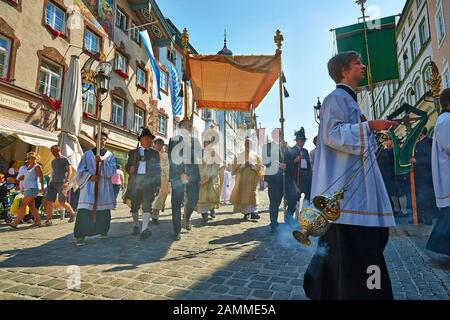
[358,0,438,137]
[0,0,200,172]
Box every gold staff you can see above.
[275,30,288,210]
[181,28,190,229]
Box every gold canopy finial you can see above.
[181,28,190,56]
[275,30,283,55]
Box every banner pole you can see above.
[357,0,377,120]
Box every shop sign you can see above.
[109,132,136,149]
[0,93,31,113]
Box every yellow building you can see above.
[0,0,176,171]
[427,0,450,91]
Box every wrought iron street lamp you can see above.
[313,97,322,124]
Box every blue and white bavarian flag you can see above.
[170,66,183,116]
[140,30,161,100]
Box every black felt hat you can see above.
[294,127,307,141]
[137,127,155,141]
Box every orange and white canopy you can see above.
[186,54,281,112]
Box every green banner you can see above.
[335,16,399,86]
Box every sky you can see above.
[158,0,406,150]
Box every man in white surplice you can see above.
[303,51,399,300]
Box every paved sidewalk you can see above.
[0,191,449,300]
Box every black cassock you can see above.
[413,137,435,225]
[285,146,312,217]
[304,224,393,300]
[377,147,398,197]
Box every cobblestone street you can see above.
[0,190,449,300]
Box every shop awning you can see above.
[0,115,58,148]
[15,134,57,149]
[186,54,281,112]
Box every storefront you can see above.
[0,84,58,175]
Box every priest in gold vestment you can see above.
[231,138,265,220]
[151,139,170,224]
[197,137,221,221]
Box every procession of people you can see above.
[2,56,449,302]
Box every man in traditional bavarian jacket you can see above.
[125,127,161,240]
[284,127,312,226]
[168,119,201,241]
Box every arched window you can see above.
[406,89,413,105]
[423,67,431,92]
[414,77,422,100]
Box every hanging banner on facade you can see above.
[169,66,183,116]
[75,0,115,37]
[140,30,162,100]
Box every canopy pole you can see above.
[275,29,288,210]
[181,27,190,230]
[181,28,190,122]
[275,30,285,142]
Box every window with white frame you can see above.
[82,81,96,114]
[435,4,446,46]
[38,59,62,100]
[419,18,429,46]
[157,113,167,135]
[112,97,125,126]
[136,67,147,88]
[84,29,100,54]
[408,12,413,27]
[0,35,11,79]
[423,67,432,91]
[115,52,127,73]
[45,1,66,34]
[130,22,139,43]
[134,108,145,132]
[407,89,414,105]
[167,47,176,65]
[414,78,422,100]
[116,8,127,31]
[403,50,410,73]
[160,69,168,93]
[410,36,418,61]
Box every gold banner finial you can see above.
[275,29,283,55]
[99,52,107,62]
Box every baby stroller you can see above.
[0,180,16,223]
